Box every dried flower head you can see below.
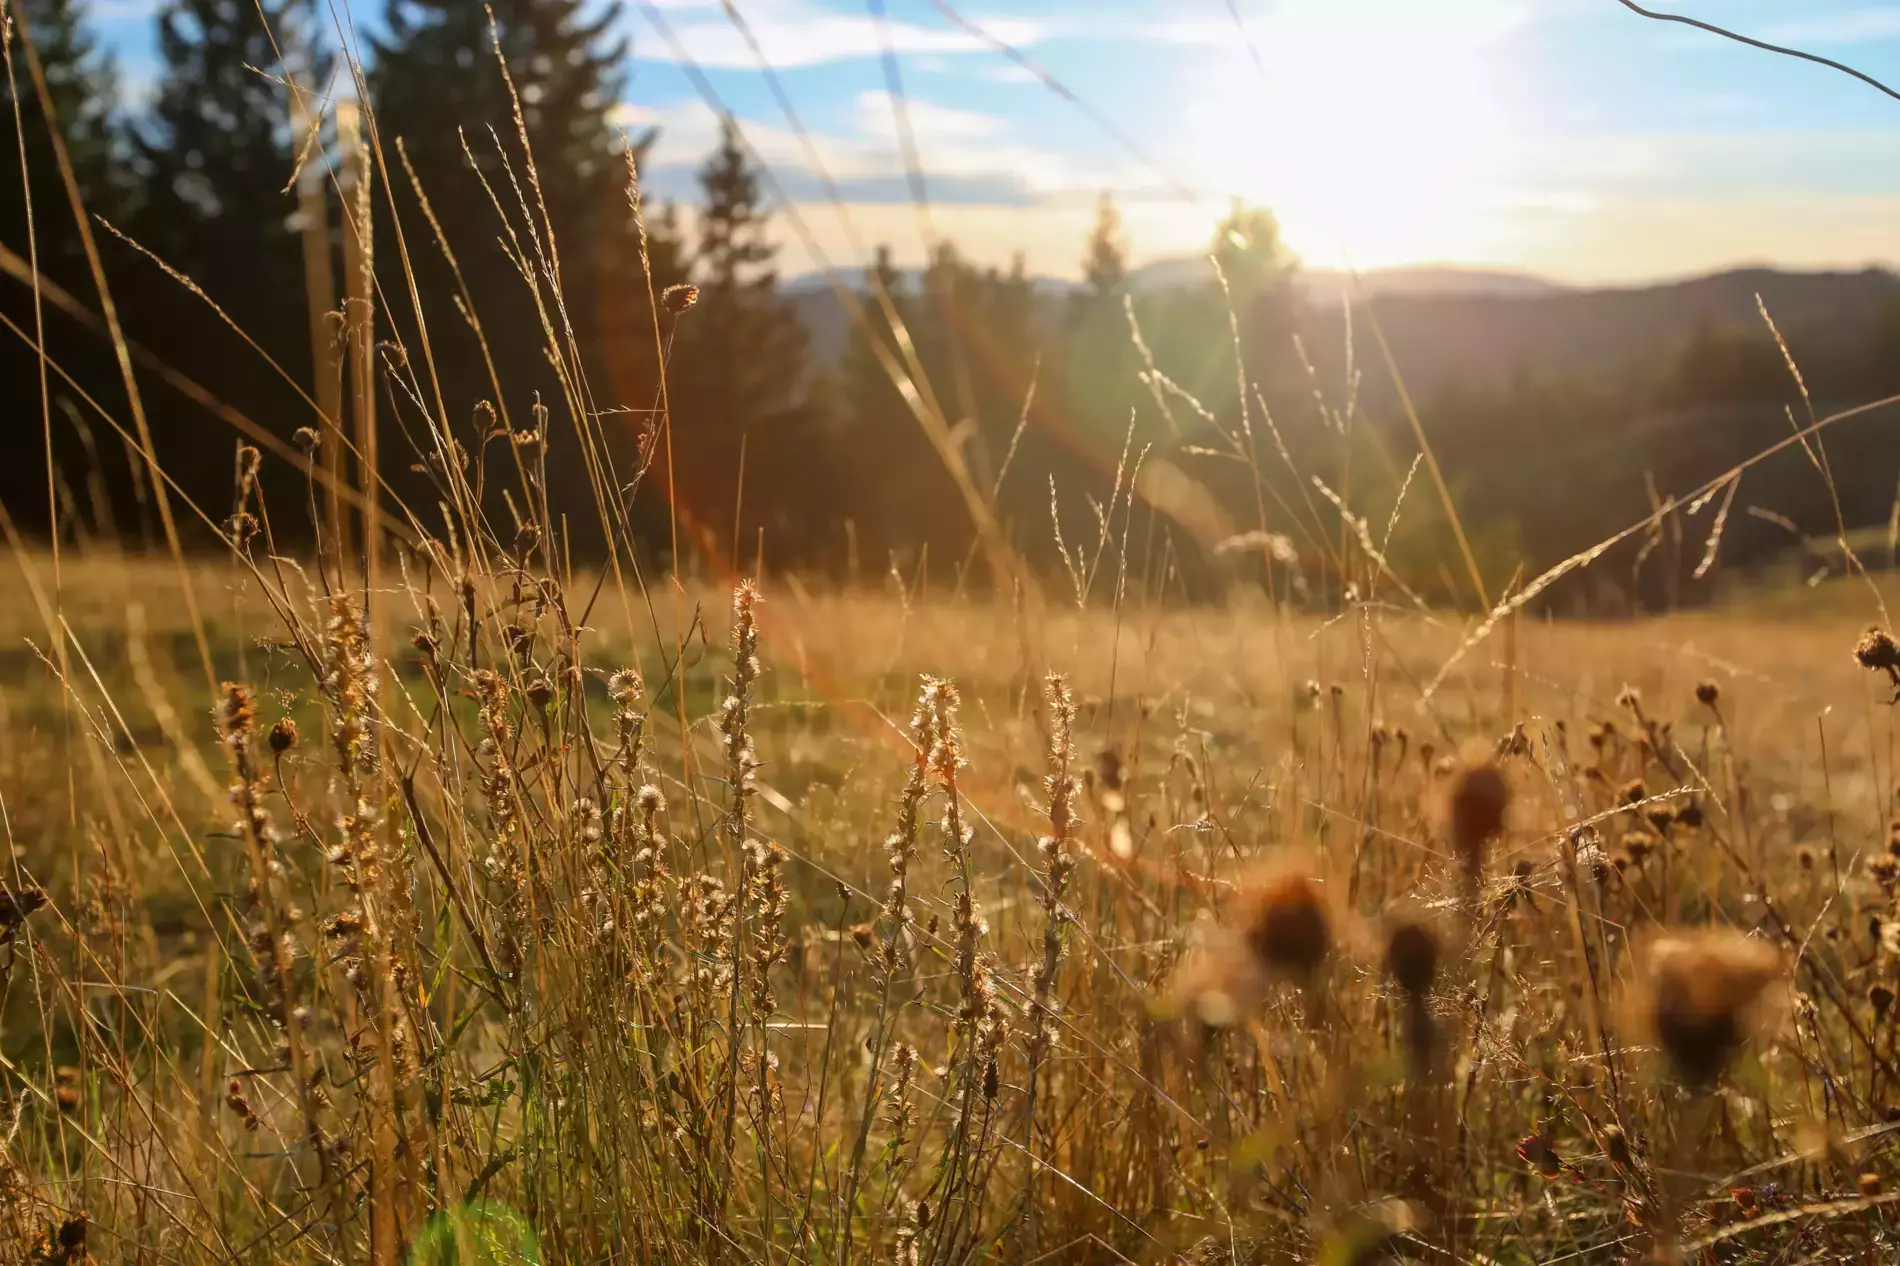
[1695,680,1721,707]
[1638,930,1783,1086]
[1599,1123,1632,1170]
[1384,919,1439,997]
[1441,763,1509,879]
[1517,1134,1563,1179]
[268,717,299,754]
[1857,628,1900,686]
[663,282,700,314]
[1235,869,1332,980]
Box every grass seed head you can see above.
[663,282,700,314]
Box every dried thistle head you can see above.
[1384,917,1439,997]
[1235,868,1332,981]
[1439,763,1508,879]
[1695,679,1721,707]
[609,669,644,707]
[1637,929,1784,1087]
[268,717,299,755]
[1856,628,1900,685]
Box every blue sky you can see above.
[93,0,1900,281]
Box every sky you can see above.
[93,0,1900,283]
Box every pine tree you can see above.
[1209,199,1299,394]
[0,0,129,538]
[370,0,629,416]
[128,0,329,519]
[136,0,324,312]
[0,0,125,284]
[1065,192,1139,455]
[664,119,817,562]
[1081,191,1126,301]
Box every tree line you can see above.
[7,0,1897,609]
[0,0,1311,596]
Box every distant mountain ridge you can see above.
[1312,265,1900,410]
[786,262,1900,408]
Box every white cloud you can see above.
[614,88,1120,207]
[634,0,1045,70]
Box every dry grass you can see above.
[8,14,1900,1259]
[1,540,1899,1263]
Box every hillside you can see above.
[1318,266,1900,411]
[790,263,1900,410]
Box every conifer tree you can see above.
[1080,191,1126,301]
[0,0,125,284]
[0,0,128,536]
[137,0,324,313]
[370,0,629,415]
[128,0,329,517]
[664,118,815,558]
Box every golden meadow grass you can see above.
[7,537,1900,1262]
[9,15,1900,1260]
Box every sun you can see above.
[1176,0,1529,271]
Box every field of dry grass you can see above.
[9,13,1900,1256]
[3,535,1900,1263]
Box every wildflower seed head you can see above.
[609,668,644,706]
[218,683,255,739]
[1695,680,1721,707]
[663,282,700,314]
[268,717,298,754]
[1442,763,1509,877]
[1639,929,1783,1087]
[1236,869,1332,980]
[1599,1123,1632,1169]
[1385,919,1439,997]
[1856,628,1900,680]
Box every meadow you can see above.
[7,6,1900,1257]
[4,516,1900,1263]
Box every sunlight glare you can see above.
[1178,0,1529,270]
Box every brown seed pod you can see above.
[268,717,299,754]
[1638,930,1783,1087]
[1385,920,1439,997]
[1441,763,1509,880]
[1235,869,1332,981]
[1856,628,1900,685]
[1599,1123,1632,1170]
